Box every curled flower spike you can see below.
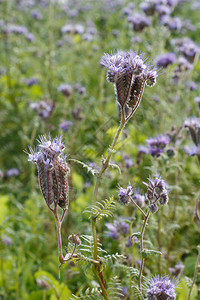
[27,135,69,210]
[100,50,159,112]
[118,183,134,205]
[143,176,169,213]
[144,274,178,300]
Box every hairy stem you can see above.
[188,246,200,300]
[91,108,126,299]
[138,211,150,291]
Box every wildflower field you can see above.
[0,0,200,299]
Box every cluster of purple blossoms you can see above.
[27,136,69,210]
[24,77,39,87]
[105,219,136,247]
[59,121,73,132]
[145,275,177,300]
[140,0,178,17]
[58,83,86,97]
[5,168,19,177]
[29,100,55,119]
[171,37,200,64]
[155,52,176,68]
[100,50,159,111]
[127,14,151,32]
[61,21,97,42]
[1,23,35,42]
[146,134,170,157]
[184,117,200,163]
[144,177,169,213]
[118,183,133,205]
[169,262,184,276]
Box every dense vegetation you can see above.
[0,0,200,299]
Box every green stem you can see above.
[91,108,126,299]
[188,246,200,300]
[138,211,150,292]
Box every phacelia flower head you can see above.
[100,50,159,110]
[146,134,170,157]
[145,275,177,300]
[155,52,176,68]
[144,176,169,213]
[118,183,134,205]
[27,135,69,210]
[29,100,55,119]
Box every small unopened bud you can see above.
[159,190,168,205]
[149,203,158,213]
[68,234,81,246]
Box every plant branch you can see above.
[138,210,150,291]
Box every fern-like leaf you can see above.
[101,253,126,266]
[132,285,144,300]
[84,197,116,220]
[70,287,103,299]
[69,159,98,176]
[107,276,124,299]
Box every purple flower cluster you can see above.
[144,177,169,213]
[58,83,86,97]
[155,52,176,68]
[169,263,184,276]
[145,275,177,300]
[127,14,151,32]
[5,168,19,177]
[105,219,129,240]
[29,100,55,119]
[1,23,35,42]
[145,134,170,157]
[61,21,97,42]
[118,183,133,205]
[100,50,158,109]
[59,121,73,132]
[27,136,69,209]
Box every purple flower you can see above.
[144,176,169,212]
[58,84,73,97]
[31,9,43,20]
[100,50,158,108]
[25,33,35,42]
[105,219,129,240]
[29,101,54,119]
[132,191,146,207]
[2,236,12,246]
[145,275,177,300]
[169,263,184,276]
[25,77,39,87]
[155,53,176,68]
[118,183,133,205]
[146,135,170,157]
[27,135,69,209]
[6,168,19,177]
[160,15,182,31]
[123,155,133,169]
[59,121,73,132]
[127,14,151,32]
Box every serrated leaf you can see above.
[69,159,98,176]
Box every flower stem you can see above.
[188,246,200,300]
[138,211,150,291]
[91,108,126,299]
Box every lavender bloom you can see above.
[123,155,133,168]
[59,121,73,132]
[25,77,39,87]
[2,236,12,246]
[6,168,19,177]
[31,9,43,20]
[100,50,159,109]
[29,101,54,119]
[73,83,86,95]
[194,97,200,108]
[160,15,182,31]
[27,135,69,209]
[132,190,146,207]
[140,2,156,16]
[169,263,184,276]
[146,134,170,157]
[106,219,129,240]
[144,177,169,213]
[58,83,73,97]
[127,14,151,32]
[145,275,177,300]
[155,53,176,68]
[173,37,200,63]
[118,183,133,205]
[25,33,35,42]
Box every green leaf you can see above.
[70,159,98,176]
[142,249,162,258]
[177,279,197,300]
